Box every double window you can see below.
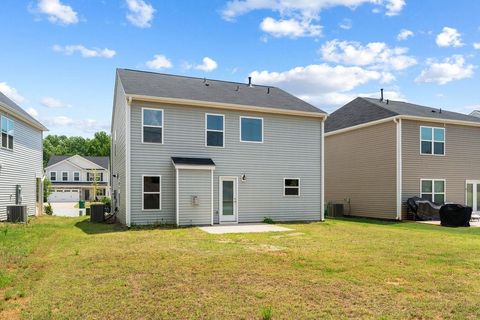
[62,171,69,181]
[50,171,57,181]
[1,116,14,150]
[284,178,300,196]
[143,175,161,210]
[421,179,446,204]
[87,172,103,182]
[143,108,163,144]
[240,116,263,143]
[205,114,224,147]
[421,126,445,155]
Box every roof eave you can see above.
[126,94,327,119]
[0,102,48,131]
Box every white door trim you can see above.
[219,176,238,223]
[466,180,480,212]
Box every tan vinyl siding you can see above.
[0,110,43,220]
[128,101,322,225]
[325,121,397,219]
[402,120,480,217]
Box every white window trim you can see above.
[142,107,164,144]
[73,171,80,182]
[142,175,162,211]
[420,178,446,203]
[1,115,14,150]
[50,171,57,181]
[205,113,225,148]
[240,116,264,143]
[61,171,69,182]
[283,177,301,197]
[420,126,445,156]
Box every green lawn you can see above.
[1,216,480,319]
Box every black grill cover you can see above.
[407,197,441,221]
[439,204,472,227]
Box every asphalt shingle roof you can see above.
[0,91,47,131]
[47,155,110,169]
[326,97,480,132]
[117,68,325,114]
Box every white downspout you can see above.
[176,168,179,226]
[321,118,326,221]
[394,118,402,220]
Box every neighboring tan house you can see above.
[325,96,480,220]
[111,68,327,227]
[0,92,47,220]
[45,155,110,202]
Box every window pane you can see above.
[241,118,262,142]
[434,180,445,193]
[467,184,473,207]
[143,127,162,143]
[421,127,432,140]
[144,176,160,192]
[222,181,234,216]
[1,133,6,148]
[433,128,444,142]
[477,184,480,209]
[285,179,299,187]
[421,193,433,202]
[51,173,56,181]
[1,117,6,133]
[207,115,223,130]
[143,109,163,126]
[434,142,444,155]
[421,141,432,154]
[144,194,160,210]
[434,194,445,204]
[8,135,13,149]
[7,120,13,135]
[207,131,223,147]
[421,180,432,193]
[285,188,299,196]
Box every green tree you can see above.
[43,178,53,202]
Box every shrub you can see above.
[263,217,274,224]
[101,197,111,206]
[260,306,273,320]
[44,203,53,215]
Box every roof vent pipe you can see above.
[267,87,270,94]
[380,88,384,102]
[248,76,252,87]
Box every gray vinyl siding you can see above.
[178,169,212,226]
[325,121,397,219]
[110,79,128,225]
[0,110,43,220]
[402,120,480,216]
[128,100,322,225]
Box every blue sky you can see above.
[1,0,480,137]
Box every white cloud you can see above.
[320,39,417,71]
[0,82,25,104]
[125,0,155,28]
[473,42,480,50]
[436,27,463,47]
[44,115,73,126]
[43,116,109,133]
[397,29,414,41]
[146,54,173,70]
[52,45,116,58]
[249,63,393,109]
[40,97,71,108]
[26,108,39,118]
[339,18,352,30]
[260,17,321,38]
[195,57,218,72]
[415,55,474,85]
[384,0,405,16]
[36,0,78,25]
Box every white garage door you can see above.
[48,189,80,203]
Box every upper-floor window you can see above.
[205,113,224,147]
[1,116,14,150]
[421,126,445,155]
[73,172,80,182]
[62,171,68,181]
[421,179,445,204]
[143,108,163,144]
[87,172,103,182]
[50,171,57,181]
[240,116,263,143]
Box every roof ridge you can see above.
[358,97,400,116]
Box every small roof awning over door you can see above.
[171,157,216,170]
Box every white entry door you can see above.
[219,177,238,223]
[466,181,480,212]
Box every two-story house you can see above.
[45,155,110,202]
[111,69,327,227]
[0,92,47,220]
[325,96,480,220]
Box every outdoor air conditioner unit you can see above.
[7,205,28,223]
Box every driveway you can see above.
[49,202,81,217]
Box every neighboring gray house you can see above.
[45,155,110,202]
[111,69,327,226]
[471,110,480,118]
[0,92,47,220]
[325,96,480,220]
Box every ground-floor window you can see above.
[284,178,300,196]
[421,179,445,204]
[143,175,161,210]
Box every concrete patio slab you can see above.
[50,202,82,217]
[417,220,480,228]
[199,223,292,234]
